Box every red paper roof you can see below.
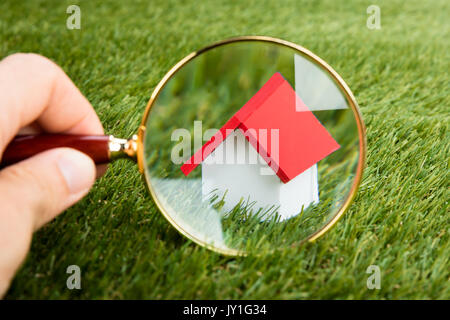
[180,72,340,183]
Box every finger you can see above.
[0,148,96,230]
[0,53,104,153]
[0,147,96,295]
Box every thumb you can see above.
[0,147,96,231]
[0,148,95,296]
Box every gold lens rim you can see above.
[136,36,367,256]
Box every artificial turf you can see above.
[1,0,448,299]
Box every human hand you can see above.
[0,53,104,297]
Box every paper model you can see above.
[181,72,340,220]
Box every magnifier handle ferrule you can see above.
[108,135,138,160]
[0,134,137,168]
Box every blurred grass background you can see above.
[0,0,448,299]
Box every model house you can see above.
[181,72,340,221]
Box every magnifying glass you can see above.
[1,36,366,256]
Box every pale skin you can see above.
[0,53,105,297]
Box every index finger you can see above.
[0,53,104,152]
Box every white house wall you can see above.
[201,130,319,221]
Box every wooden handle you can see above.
[0,134,110,168]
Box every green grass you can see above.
[1,0,449,299]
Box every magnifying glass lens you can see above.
[143,40,362,254]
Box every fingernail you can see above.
[57,149,95,194]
